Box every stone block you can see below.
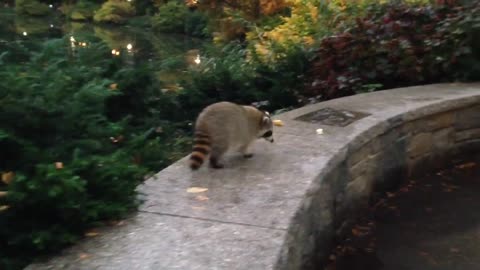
[348,154,378,181]
[455,128,480,142]
[347,142,373,167]
[455,105,480,130]
[427,112,455,131]
[432,128,455,151]
[343,175,373,212]
[408,132,433,158]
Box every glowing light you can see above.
[127,0,132,2]
[186,0,198,6]
[22,31,27,36]
[126,43,133,50]
[70,36,75,42]
[50,24,54,28]
[111,49,117,55]
[194,54,201,64]
[49,4,53,8]
[115,51,120,56]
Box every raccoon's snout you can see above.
[261,131,274,143]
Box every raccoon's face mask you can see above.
[259,112,274,143]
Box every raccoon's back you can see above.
[196,102,249,139]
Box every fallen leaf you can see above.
[78,253,91,260]
[356,225,370,231]
[84,231,99,237]
[195,195,209,201]
[55,162,64,169]
[0,191,7,197]
[456,162,476,169]
[109,83,118,90]
[419,251,429,256]
[187,187,208,193]
[450,248,460,253]
[191,206,205,211]
[316,128,324,135]
[0,205,9,211]
[1,172,14,185]
[273,119,284,127]
[351,228,361,236]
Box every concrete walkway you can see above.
[26,83,480,270]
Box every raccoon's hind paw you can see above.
[209,157,224,169]
[243,153,254,159]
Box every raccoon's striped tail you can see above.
[189,130,211,170]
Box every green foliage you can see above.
[93,0,136,24]
[15,0,50,16]
[307,1,480,99]
[185,8,210,37]
[152,1,210,37]
[152,1,188,33]
[69,0,100,21]
[0,37,188,269]
[178,42,310,114]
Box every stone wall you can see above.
[277,102,480,270]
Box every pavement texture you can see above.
[26,83,480,270]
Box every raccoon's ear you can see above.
[262,116,270,126]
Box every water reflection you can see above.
[0,7,208,91]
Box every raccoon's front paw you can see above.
[243,153,254,159]
[209,163,224,169]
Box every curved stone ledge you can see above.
[27,83,480,270]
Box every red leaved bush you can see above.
[307,1,480,100]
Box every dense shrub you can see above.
[69,0,100,21]
[177,42,311,114]
[0,37,189,269]
[152,1,188,33]
[93,0,136,24]
[307,2,480,99]
[15,0,50,16]
[152,1,209,37]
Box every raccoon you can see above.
[189,101,274,170]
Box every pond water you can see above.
[0,7,209,91]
